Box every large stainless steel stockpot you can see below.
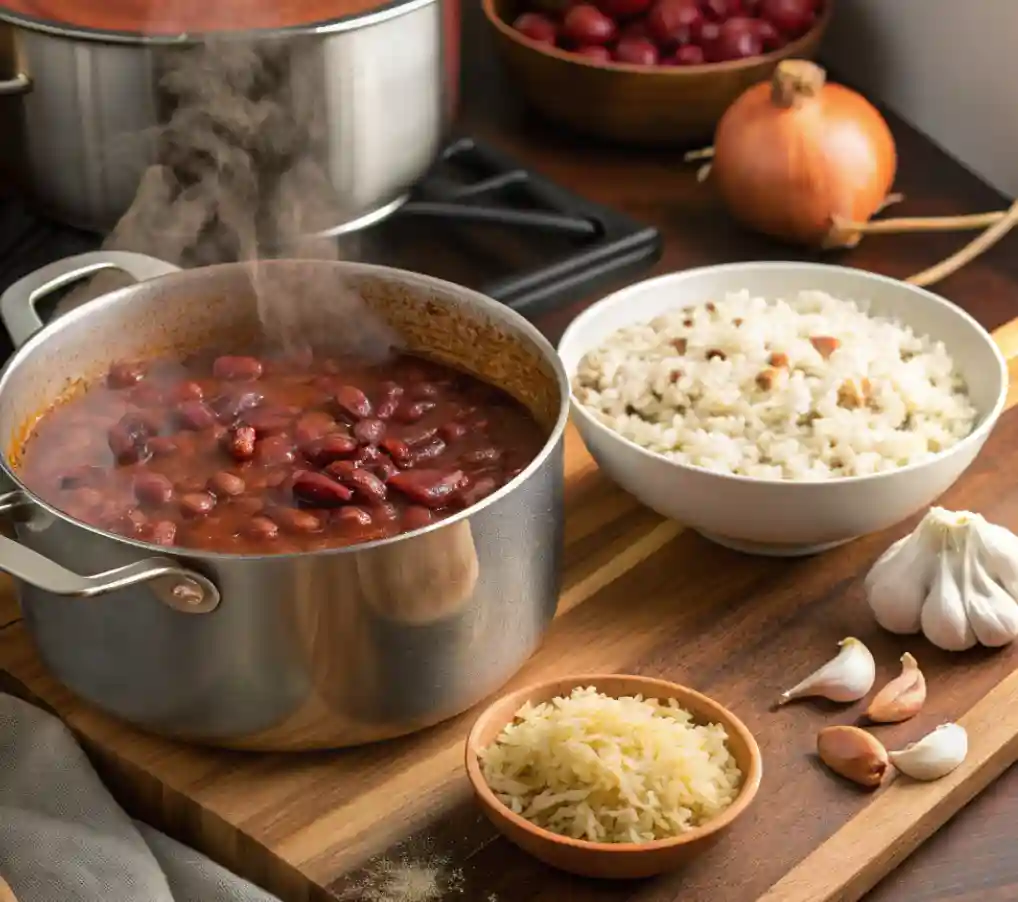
[0,0,458,234]
[0,251,567,750]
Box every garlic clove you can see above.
[888,723,968,781]
[866,652,926,723]
[920,539,977,652]
[777,637,875,706]
[974,519,1018,598]
[817,725,889,789]
[962,537,1018,647]
[864,528,933,635]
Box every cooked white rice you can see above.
[573,289,979,480]
[478,686,742,844]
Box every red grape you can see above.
[574,44,612,60]
[715,16,763,59]
[752,17,783,50]
[513,11,558,42]
[700,0,742,20]
[613,35,660,64]
[561,4,618,44]
[667,43,706,64]
[646,0,703,48]
[697,19,723,60]
[596,0,653,20]
[619,18,651,39]
[760,0,817,35]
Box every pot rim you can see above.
[0,258,571,563]
[0,0,437,45]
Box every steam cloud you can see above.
[59,35,400,364]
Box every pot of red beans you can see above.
[481,0,831,145]
[0,251,569,750]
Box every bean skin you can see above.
[439,421,468,442]
[294,411,337,445]
[107,361,147,388]
[380,437,412,466]
[245,516,279,540]
[389,469,466,508]
[303,433,358,464]
[393,400,436,423]
[269,507,323,534]
[148,436,178,458]
[255,435,296,466]
[401,423,438,447]
[341,467,388,503]
[211,390,264,423]
[208,471,245,497]
[243,409,294,436]
[224,425,257,461]
[180,492,216,518]
[401,505,434,530]
[146,520,178,546]
[292,470,354,507]
[374,381,404,420]
[176,400,217,431]
[334,385,373,420]
[353,418,386,445]
[169,381,204,402]
[213,355,264,381]
[129,382,164,407]
[108,421,151,465]
[408,437,447,466]
[335,506,374,527]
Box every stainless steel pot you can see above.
[0,0,458,234]
[0,251,567,750]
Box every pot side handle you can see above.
[0,494,218,614]
[0,251,181,349]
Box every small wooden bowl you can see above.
[464,673,763,879]
[481,0,833,145]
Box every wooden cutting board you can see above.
[4,320,1018,902]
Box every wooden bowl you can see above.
[464,673,763,879]
[481,0,833,145]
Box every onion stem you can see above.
[683,146,714,162]
[907,198,1018,288]
[837,210,1007,235]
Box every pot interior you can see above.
[1,260,564,468]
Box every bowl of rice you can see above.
[557,262,1008,556]
[464,674,762,879]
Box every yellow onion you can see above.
[711,60,897,249]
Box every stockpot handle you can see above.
[0,73,31,96]
[0,491,219,613]
[0,251,181,348]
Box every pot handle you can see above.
[0,251,181,348]
[0,73,31,95]
[0,491,219,613]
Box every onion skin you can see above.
[711,60,898,249]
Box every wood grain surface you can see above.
[2,321,1018,902]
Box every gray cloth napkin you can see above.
[0,693,282,902]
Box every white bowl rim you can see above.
[557,261,1009,489]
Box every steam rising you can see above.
[60,35,400,363]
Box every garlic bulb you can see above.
[888,723,968,781]
[865,508,1018,652]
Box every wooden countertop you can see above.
[453,5,1018,902]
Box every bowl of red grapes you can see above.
[482,0,831,144]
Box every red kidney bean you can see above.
[242,409,294,435]
[148,436,178,458]
[208,471,245,497]
[144,520,178,546]
[370,501,399,521]
[335,506,374,528]
[134,472,174,506]
[439,421,468,442]
[401,423,438,447]
[129,383,164,407]
[108,421,151,465]
[334,385,373,420]
[293,411,337,445]
[302,433,358,464]
[180,492,216,518]
[224,425,257,461]
[107,361,147,389]
[380,437,412,466]
[59,465,105,489]
[344,467,387,503]
[394,400,436,423]
[169,381,204,402]
[401,505,434,530]
[255,436,297,466]
[464,446,502,465]
[354,444,381,464]
[269,507,323,534]
[211,390,264,423]
[117,508,148,535]
[410,382,439,399]
[370,457,399,483]
[176,400,217,431]
[213,355,264,381]
[232,497,265,516]
[175,475,207,494]
[457,475,499,507]
[292,470,354,507]
[374,381,404,419]
[325,460,359,482]
[389,469,465,508]
[409,437,447,466]
[353,418,386,445]
[245,516,279,540]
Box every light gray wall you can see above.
[823,0,1015,197]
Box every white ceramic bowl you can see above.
[558,262,1008,557]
